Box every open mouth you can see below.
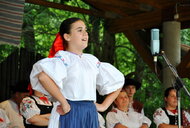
[82,38,87,41]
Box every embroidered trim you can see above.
[97,61,101,68]
[54,56,68,66]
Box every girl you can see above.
[30,17,124,128]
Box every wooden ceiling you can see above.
[26,0,190,79]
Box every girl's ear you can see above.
[64,33,70,42]
[164,97,167,102]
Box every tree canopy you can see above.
[0,1,190,127]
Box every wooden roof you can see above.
[26,0,190,78]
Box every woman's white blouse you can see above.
[106,108,151,128]
[153,107,190,127]
[30,51,124,101]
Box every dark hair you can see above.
[59,17,82,37]
[164,87,176,97]
[11,80,29,94]
[123,77,141,90]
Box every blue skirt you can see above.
[59,100,99,128]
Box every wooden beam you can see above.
[108,6,190,33]
[83,0,128,17]
[83,0,131,17]
[123,29,161,75]
[135,0,162,9]
[84,0,141,10]
[177,50,190,78]
[108,10,161,33]
[25,0,104,18]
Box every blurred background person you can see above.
[0,108,10,128]
[123,77,144,114]
[20,84,53,128]
[106,90,151,128]
[0,80,29,128]
[153,87,190,128]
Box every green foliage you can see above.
[22,2,90,57]
[181,29,190,45]
[0,44,17,62]
[115,33,135,75]
[1,1,190,128]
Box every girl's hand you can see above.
[95,103,107,112]
[56,103,71,115]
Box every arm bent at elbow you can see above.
[38,72,70,115]
[96,88,122,112]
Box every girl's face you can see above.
[64,20,88,52]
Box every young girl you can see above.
[30,17,124,128]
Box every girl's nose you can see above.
[83,30,88,36]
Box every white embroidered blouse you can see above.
[30,51,124,128]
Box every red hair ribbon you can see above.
[48,32,65,58]
[27,83,33,96]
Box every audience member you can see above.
[0,108,10,127]
[123,77,144,114]
[0,80,29,128]
[106,90,151,128]
[20,85,53,128]
[153,87,190,128]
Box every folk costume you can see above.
[20,95,53,128]
[30,33,124,128]
[106,108,151,128]
[153,107,190,127]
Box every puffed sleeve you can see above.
[96,62,124,95]
[106,112,120,128]
[30,52,68,96]
[153,108,169,127]
[20,97,40,124]
[141,114,152,127]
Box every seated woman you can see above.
[20,85,53,128]
[106,90,151,128]
[153,87,190,128]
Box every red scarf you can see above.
[169,109,177,114]
[39,96,49,104]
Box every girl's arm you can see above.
[95,88,122,112]
[38,72,70,115]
